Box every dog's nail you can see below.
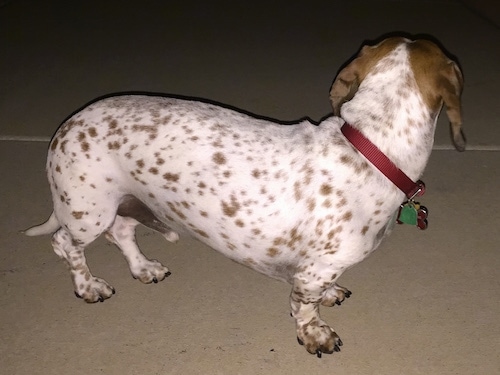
[334,345,341,352]
[316,349,322,358]
[297,337,304,346]
[153,277,158,283]
[345,291,352,298]
[98,296,104,302]
[165,271,172,278]
[335,300,341,306]
[111,288,116,295]
[74,292,82,299]
[338,338,343,346]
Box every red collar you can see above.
[341,123,425,199]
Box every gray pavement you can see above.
[1,1,499,374]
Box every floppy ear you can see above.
[329,38,401,116]
[440,61,466,151]
[409,39,466,151]
[329,52,366,116]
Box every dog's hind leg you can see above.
[105,215,171,284]
[52,228,116,302]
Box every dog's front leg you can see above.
[290,276,343,357]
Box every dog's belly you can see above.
[133,164,312,283]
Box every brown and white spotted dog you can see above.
[26,36,464,357]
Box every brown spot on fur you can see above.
[221,195,240,217]
[288,227,302,249]
[212,152,227,165]
[72,211,84,219]
[361,226,369,235]
[327,226,343,239]
[163,173,180,182]
[340,155,353,165]
[71,239,83,247]
[273,237,286,246]
[267,247,280,257]
[212,138,223,148]
[108,119,118,129]
[50,138,59,151]
[307,198,316,212]
[88,127,98,137]
[235,219,245,227]
[60,140,68,154]
[194,229,209,238]
[340,211,353,222]
[167,202,186,220]
[132,124,158,140]
[320,183,333,195]
[294,182,302,201]
[149,167,158,175]
[108,141,120,150]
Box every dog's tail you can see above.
[23,212,60,236]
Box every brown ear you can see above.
[330,37,404,116]
[409,39,466,152]
[440,61,466,151]
[329,52,365,116]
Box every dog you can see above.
[25,36,464,357]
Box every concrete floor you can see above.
[1,1,499,374]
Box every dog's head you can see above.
[330,37,466,151]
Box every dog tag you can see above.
[397,201,428,230]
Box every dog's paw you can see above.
[297,320,343,358]
[131,259,171,284]
[321,284,352,307]
[74,276,116,303]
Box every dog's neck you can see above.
[340,46,439,181]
